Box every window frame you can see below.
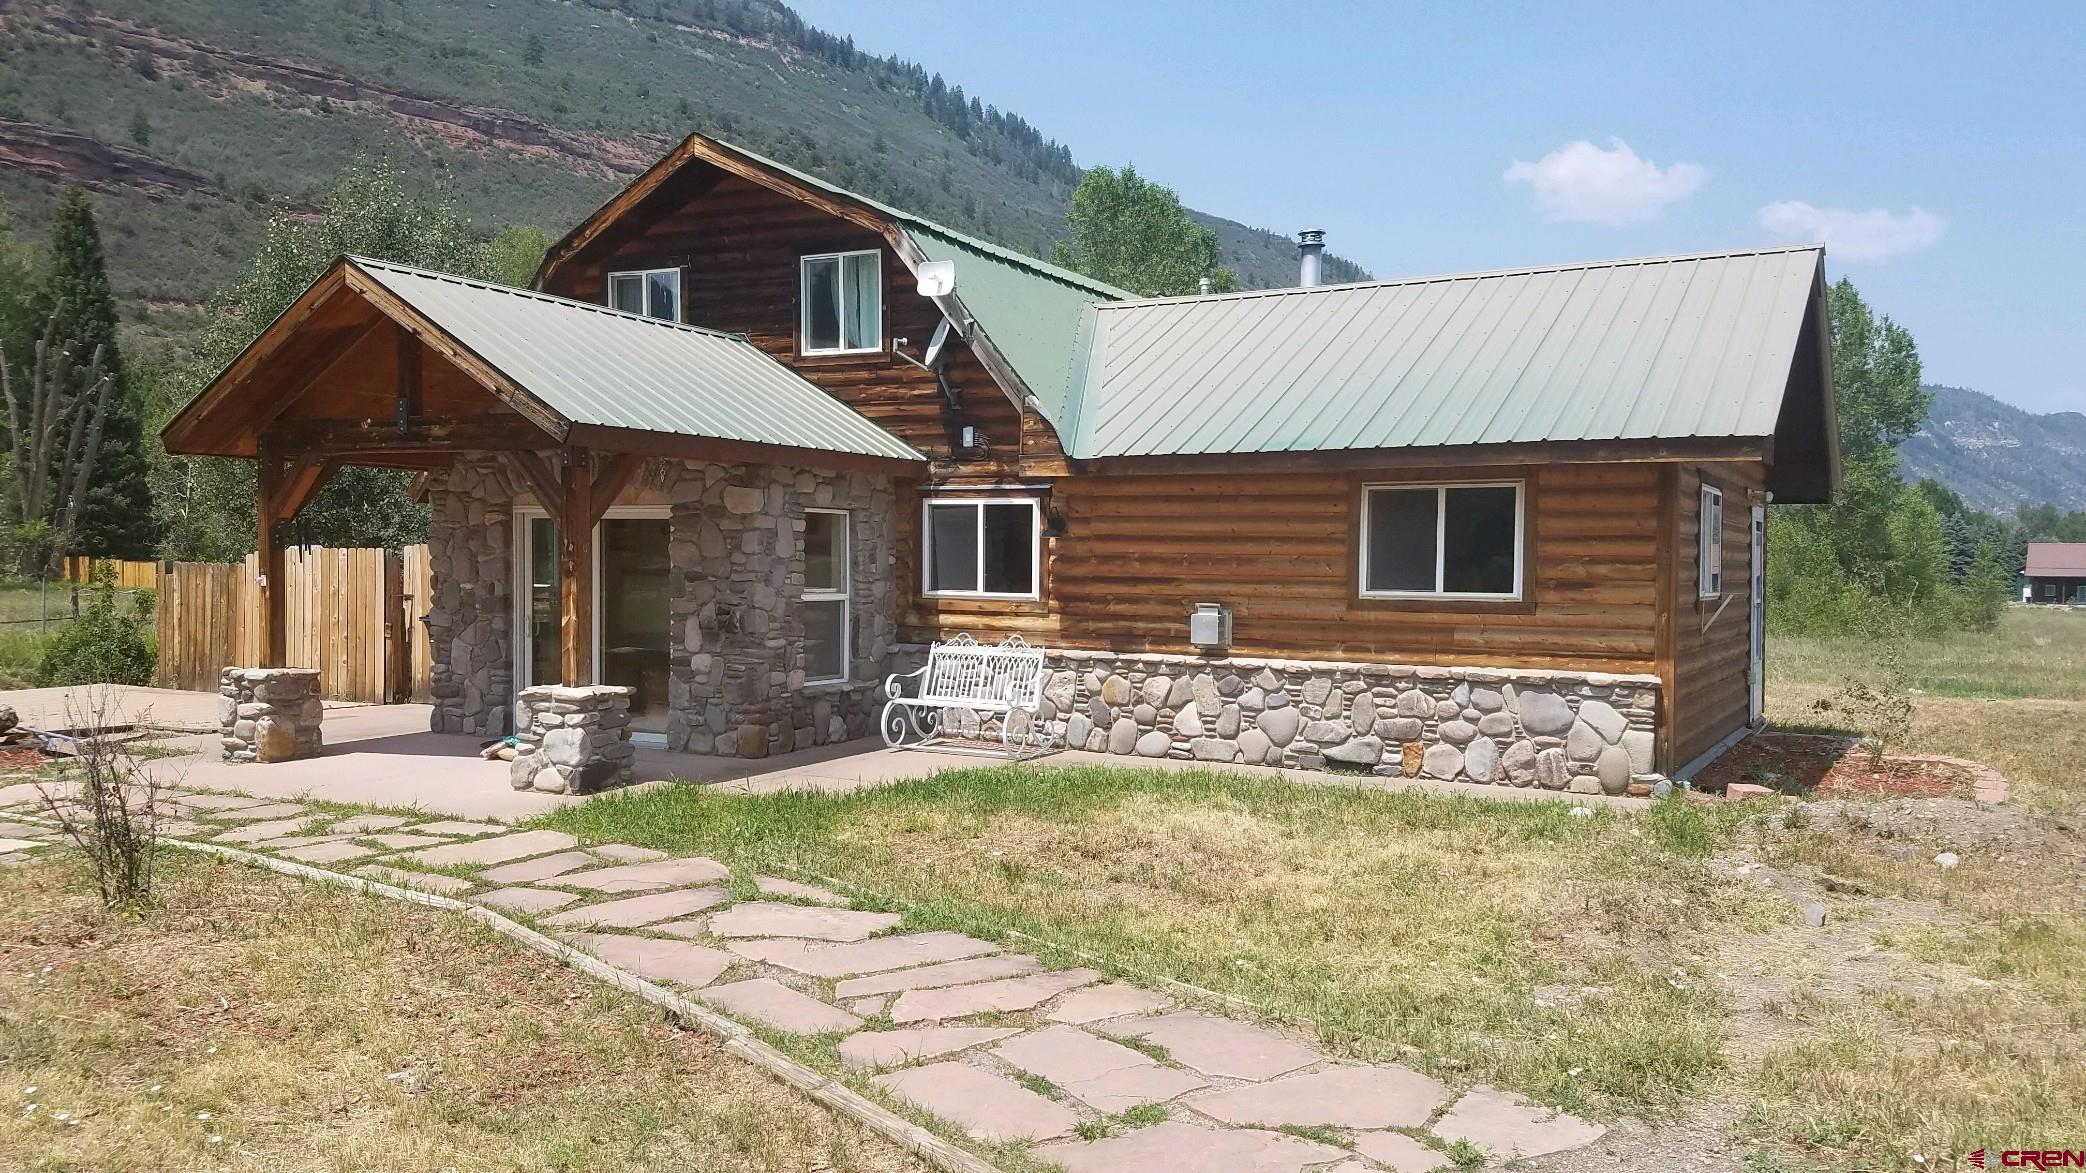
[801,508,851,684]
[1356,480,1526,601]
[1698,483,1724,599]
[920,496,1042,601]
[605,267,682,322]
[798,249,884,356]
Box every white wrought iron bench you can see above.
[881,633,1057,759]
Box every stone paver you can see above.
[707,901,901,942]
[249,833,351,850]
[405,829,579,867]
[1430,1084,1606,1160]
[846,995,888,1017]
[0,822,53,839]
[1048,982,1173,1024]
[729,931,998,978]
[472,886,581,914]
[650,918,708,939]
[547,856,729,893]
[833,954,1041,1000]
[353,864,475,895]
[408,820,505,836]
[1186,1065,1449,1129]
[1112,1012,1322,1081]
[838,1026,1022,1071]
[359,833,452,849]
[157,819,205,837]
[330,814,409,833]
[591,843,666,863]
[1036,1120,1346,1173]
[541,886,729,929]
[477,850,598,884]
[754,875,849,905]
[213,802,308,821]
[994,1025,1207,1112]
[216,817,319,844]
[564,932,734,988]
[699,978,864,1036]
[872,1062,1077,1142]
[1353,1130,1451,1173]
[889,968,1100,1023]
[165,793,277,811]
[278,840,382,865]
[0,836,42,853]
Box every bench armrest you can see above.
[883,663,930,701]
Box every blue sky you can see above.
[788,0,2085,414]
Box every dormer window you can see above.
[608,268,680,321]
[800,250,882,355]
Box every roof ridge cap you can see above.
[344,255,749,342]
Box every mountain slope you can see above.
[1901,385,2086,513]
[0,0,1366,341]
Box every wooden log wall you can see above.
[543,170,1025,479]
[1668,461,1765,769]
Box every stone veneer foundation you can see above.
[1032,651,1663,794]
[423,455,897,758]
[509,684,635,793]
[219,666,323,763]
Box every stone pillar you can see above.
[509,684,635,794]
[219,667,323,763]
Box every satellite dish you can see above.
[922,318,952,368]
[916,260,956,298]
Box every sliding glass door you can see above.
[515,508,671,745]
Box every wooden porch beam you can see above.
[265,413,552,454]
[587,451,645,527]
[394,327,423,436]
[255,453,287,667]
[500,450,566,511]
[557,446,594,685]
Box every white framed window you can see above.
[607,267,680,321]
[803,509,850,683]
[922,498,1040,599]
[1698,483,1724,598]
[1359,482,1523,599]
[800,249,882,354]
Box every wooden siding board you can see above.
[1669,462,1766,768]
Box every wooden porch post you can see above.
[255,450,288,667]
[558,446,593,685]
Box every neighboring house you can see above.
[163,131,1838,791]
[2024,543,2086,604]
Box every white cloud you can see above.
[1503,139,1707,226]
[1755,201,1946,262]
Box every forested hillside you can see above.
[0,0,1367,360]
[1901,385,2086,512]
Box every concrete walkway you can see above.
[0,785,1610,1172]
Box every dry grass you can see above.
[0,852,924,1172]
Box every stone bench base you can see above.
[220,667,323,763]
[511,684,636,794]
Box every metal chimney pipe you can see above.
[1297,229,1326,287]
[1197,276,1212,296]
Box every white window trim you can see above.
[799,249,883,356]
[803,508,851,684]
[1698,483,1724,599]
[1357,481,1525,601]
[606,267,681,320]
[921,497,1041,600]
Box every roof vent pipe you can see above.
[1197,276,1212,296]
[1297,229,1326,287]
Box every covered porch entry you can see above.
[163,256,922,787]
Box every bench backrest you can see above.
[921,634,1046,708]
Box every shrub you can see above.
[37,686,162,908]
[38,575,155,686]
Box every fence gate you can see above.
[156,544,432,704]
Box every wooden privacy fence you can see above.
[61,555,158,590]
[156,544,434,704]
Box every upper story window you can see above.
[608,268,680,321]
[801,249,882,355]
[1360,482,1523,599]
[803,509,851,683]
[1698,483,1724,598]
[923,498,1039,599]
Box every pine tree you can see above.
[32,189,156,558]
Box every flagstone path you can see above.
[0,780,1608,1172]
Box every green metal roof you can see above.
[350,258,923,462]
[1060,245,1827,459]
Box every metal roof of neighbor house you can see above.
[1059,245,1827,459]
[348,258,923,462]
[2026,543,2086,576]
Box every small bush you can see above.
[38,577,155,687]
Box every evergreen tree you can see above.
[0,195,37,369]
[32,188,156,559]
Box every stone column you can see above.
[219,667,323,763]
[509,684,635,794]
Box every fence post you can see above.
[383,548,408,704]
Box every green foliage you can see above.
[150,158,496,560]
[1811,635,1916,766]
[30,188,156,559]
[37,572,155,687]
[487,223,552,288]
[1050,165,1241,297]
[1956,539,2013,631]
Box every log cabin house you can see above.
[164,131,1838,791]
